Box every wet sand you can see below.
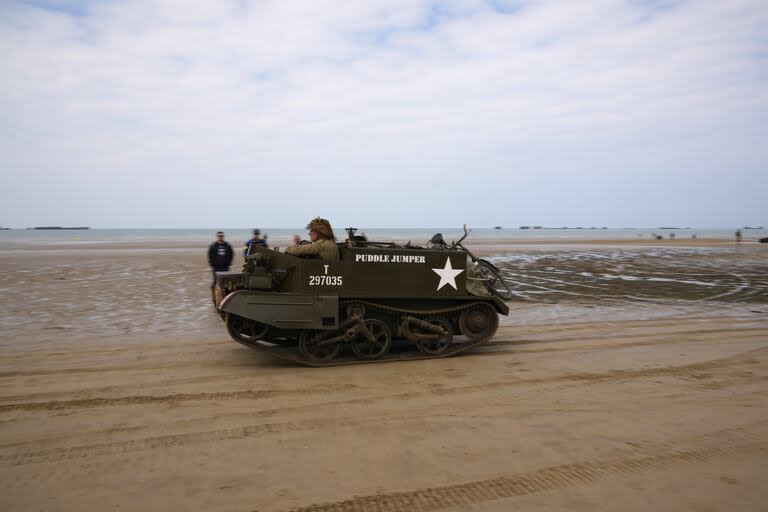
[0,239,767,511]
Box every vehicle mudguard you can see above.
[219,291,339,330]
[490,296,510,315]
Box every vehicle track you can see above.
[432,348,765,395]
[0,382,356,413]
[1,319,760,380]
[0,358,268,379]
[2,324,763,403]
[0,350,763,466]
[282,434,767,512]
[0,328,746,380]
[0,413,455,466]
[0,347,762,414]
[480,327,768,355]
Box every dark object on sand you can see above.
[759,237,768,244]
[32,226,90,230]
[215,226,511,366]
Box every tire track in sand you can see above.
[0,347,763,413]
[0,360,269,378]
[4,325,764,404]
[0,353,764,466]
[429,349,765,397]
[481,326,768,350]
[0,383,356,413]
[0,390,272,413]
[2,324,762,380]
[0,414,440,466]
[282,438,767,512]
[3,321,759,379]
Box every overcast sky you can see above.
[1,0,766,229]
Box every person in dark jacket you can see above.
[208,231,234,285]
[243,228,268,257]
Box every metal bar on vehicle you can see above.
[247,302,314,306]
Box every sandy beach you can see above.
[1,237,766,511]
[4,0,767,509]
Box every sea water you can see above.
[0,227,764,246]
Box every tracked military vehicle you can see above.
[215,227,512,366]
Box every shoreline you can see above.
[0,236,764,254]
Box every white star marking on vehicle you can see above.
[432,257,464,291]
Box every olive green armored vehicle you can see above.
[215,227,512,366]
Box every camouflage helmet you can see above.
[306,217,334,239]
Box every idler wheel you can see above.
[226,313,269,343]
[299,330,342,363]
[459,303,498,342]
[415,317,453,355]
[351,319,392,360]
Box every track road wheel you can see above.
[459,303,499,342]
[226,313,269,344]
[351,319,392,360]
[415,317,453,355]
[299,330,342,363]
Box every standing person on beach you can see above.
[243,229,267,257]
[208,231,234,284]
[735,229,742,242]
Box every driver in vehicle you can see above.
[285,217,339,260]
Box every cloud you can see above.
[1,0,767,228]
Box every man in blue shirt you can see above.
[243,228,268,257]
